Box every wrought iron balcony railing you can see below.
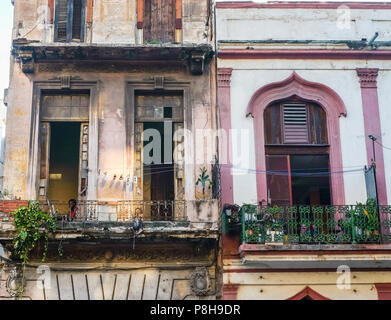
[224,204,391,245]
[38,200,188,222]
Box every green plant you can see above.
[196,167,213,197]
[147,40,161,44]
[13,201,56,266]
[355,198,379,232]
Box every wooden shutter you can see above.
[134,123,144,201]
[54,0,68,42]
[39,123,51,200]
[144,0,176,43]
[264,103,282,144]
[174,123,184,200]
[308,103,328,145]
[282,104,309,144]
[79,123,89,199]
[54,0,85,42]
[266,155,292,206]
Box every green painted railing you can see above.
[223,203,391,245]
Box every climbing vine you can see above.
[12,201,57,266]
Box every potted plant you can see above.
[196,167,213,199]
[261,207,285,245]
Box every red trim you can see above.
[247,72,346,205]
[375,283,391,300]
[216,1,391,10]
[288,286,330,300]
[356,69,388,206]
[175,0,182,30]
[241,249,391,255]
[86,0,93,24]
[137,0,143,29]
[48,0,55,24]
[223,284,239,300]
[218,49,391,61]
[218,68,234,206]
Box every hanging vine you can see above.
[13,201,57,266]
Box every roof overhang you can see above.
[12,39,214,75]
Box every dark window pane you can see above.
[72,0,82,40]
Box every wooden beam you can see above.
[137,0,144,29]
[175,0,182,29]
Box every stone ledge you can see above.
[0,220,219,241]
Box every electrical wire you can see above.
[99,162,367,180]
[375,140,391,151]
[221,164,365,176]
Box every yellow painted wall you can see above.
[224,271,391,300]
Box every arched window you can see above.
[264,98,331,206]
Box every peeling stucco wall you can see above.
[13,0,214,44]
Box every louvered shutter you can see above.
[39,123,51,200]
[282,104,309,144]
[55,0,68,42]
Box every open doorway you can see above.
[47,122,81,204]
[143,122,175,202]
[266,154,331,206]
[134,91,184,220]
[290,155,331,205]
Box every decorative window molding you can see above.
[28,79,99,200]
[288,286,330,300]
[247,72,346,205]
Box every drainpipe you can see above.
[368,32,379,49]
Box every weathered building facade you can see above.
[217,1,391,300]
[3,0,391,301]
[1,0,219,300]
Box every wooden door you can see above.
[266,154,293,206]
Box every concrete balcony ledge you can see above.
[234,243,391,270]
[0,220,219,241]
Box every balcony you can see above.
[0,200,219,241]
[223,203,391,245]
[222,203,391,269]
